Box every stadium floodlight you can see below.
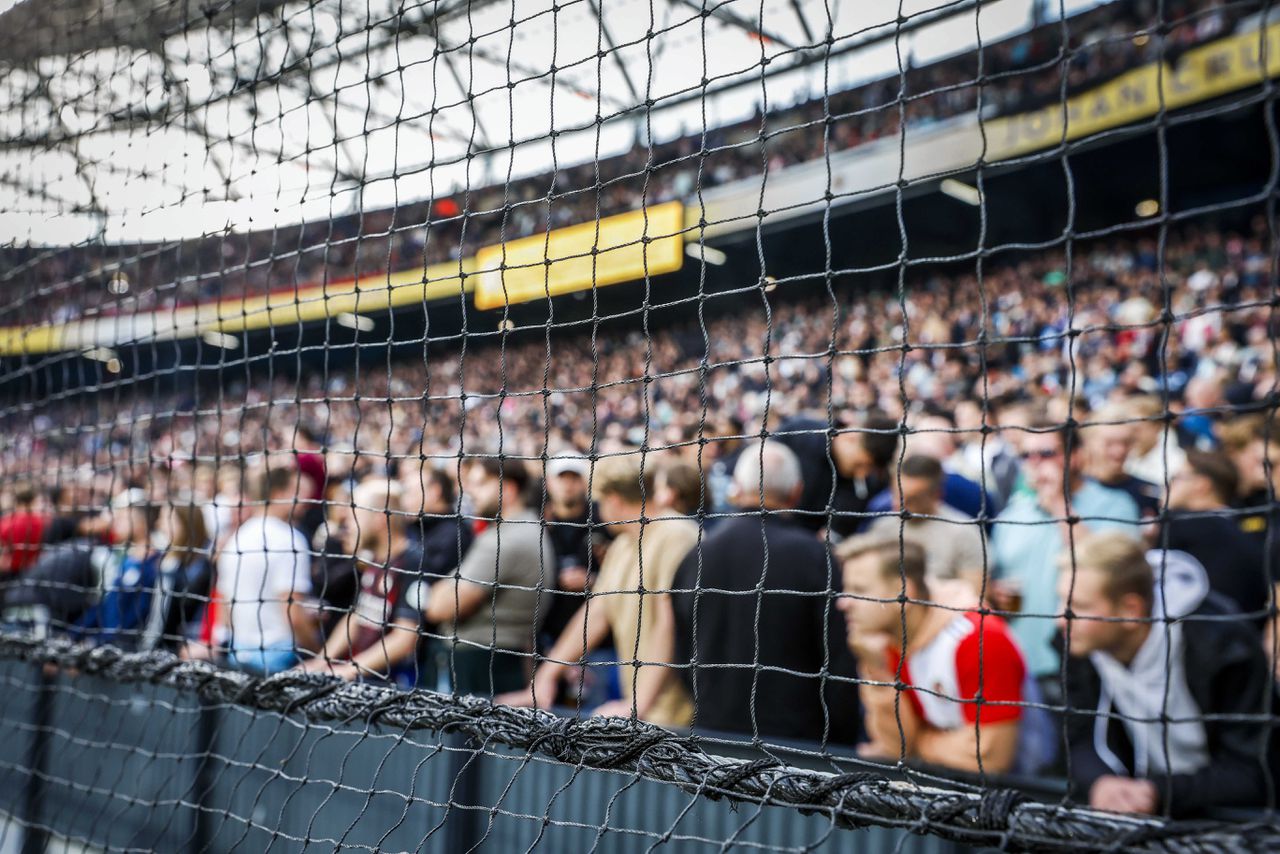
[940,178,982,206]
[201,331,240,350]
[82,346,117,363]
[336,313,375,332]
[686,242,727,266]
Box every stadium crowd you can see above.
[0,0,1246,326]
[0,212,1277,819]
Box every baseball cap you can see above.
[547,456,590,479]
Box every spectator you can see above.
[900,413,999,520]
[1083,403,1162,519]
[652,457,703,518]
[505,455,698,725]
[1,537,101,636]
[1178,376,1224,450]
[1219,412,1275,540]
[0,482,47,577]
[400,462,474,582]
[863,455,988,589]
[671,440,862,744]
[952,398,1021,511]
[217,465,319,674]
[777,409,896,537]
[540,455,593,645]
[420,458,554,696]
[293,422,328,539]
[302,478,425,684]
[153,496,214,651]
[41,472,102,546]
[696,418,744,522]
[309,486,362,633]
[837,536,1024,773]
[1122,395,1188,487]
[1057,532,1270,816]
[863,417,997,529]
[72,489,163,650]
[990,418,1140,689]
[202,465,243,551]
[1161,450,1273,625]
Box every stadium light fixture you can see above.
[201,331,240,350]
[336,312,375,332]
[107,272,130,295]
[940,179,981,206]
[83,346,117,363]
[1135,199,1160,218]
[686,242,727,266]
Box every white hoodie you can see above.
[1089,549,1212,777]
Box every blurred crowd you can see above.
[0,211,1278,818]
[0,0,1246,326]
[6,216,1270,477]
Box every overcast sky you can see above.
[0,0,1103,247]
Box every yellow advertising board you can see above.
[987,22,1280,160]
[207,259,475,334]
[473,201,685,310]
[0,260,474,356]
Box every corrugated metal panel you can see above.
[0,667,967,853]
[0,663,37,833]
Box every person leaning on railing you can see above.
[418,458,554,697]
[836,536,1027,774]
[1056,532,1271,817]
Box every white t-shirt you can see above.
[217,515,312,650]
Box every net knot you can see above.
[701,758,781,799]
[527,714,578,761]
[582,722,671,768]
[805,771,883,803]
[974,787,1027,829]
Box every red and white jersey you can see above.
[886,612,1025,730]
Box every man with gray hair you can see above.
[671,440,862,743]
[729,438,804,508]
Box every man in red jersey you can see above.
[0,483,47,576]
[836,536,1025,773]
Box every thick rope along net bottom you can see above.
[1,0,1280,851]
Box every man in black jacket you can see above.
[1160,449,1274,626]
[404,464,474,583]
[1056,532,1269,817]
[671,439,861,745]
[774,410,897,538]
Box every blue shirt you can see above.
[73,549,161,649]
[864,471,999,525]
[990,480,1140,677]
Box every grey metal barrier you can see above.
[0,661,963,853]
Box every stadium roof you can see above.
[0,0,1103,246]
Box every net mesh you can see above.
[1,0,1279,850]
